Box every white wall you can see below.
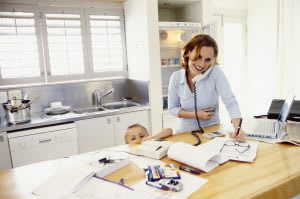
[124,0,163,133]
[246,0,279,116]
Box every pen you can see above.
[146,181,169,190]
[155,146,162,151]
[236,118,243,137]
[179,166,201,175]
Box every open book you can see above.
[129,140,174,160]
[168,138,258,172]
[167,142,225,172]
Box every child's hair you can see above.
[125,123,149,144]
[127,123,147,131]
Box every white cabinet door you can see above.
[114,110,151,146]
[0,132,12,170]
[76,116,115,153]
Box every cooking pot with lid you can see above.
[2,99,31,124]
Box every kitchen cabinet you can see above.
[114,110,151,146]
[0,132,12,170]
[76,109,151,152]
[76,116,115,153]
[7,123,78,167]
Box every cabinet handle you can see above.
[107,118,111,124]
[39,139,51,143]
[116,117,120,123]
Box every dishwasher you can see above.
[7,123,78,167]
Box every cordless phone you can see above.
[191,66,213,145]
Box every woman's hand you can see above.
[197,108,214,120]
[231,128,246,142]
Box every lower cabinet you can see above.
[114,110,151,146]
[76,116,115,154]
[76,109,151,153]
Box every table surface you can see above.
[1,125,300,199]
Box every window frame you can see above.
[39,6,89,82]
[0,3,46,86]
[84,8,127,79]
[0,3,127,87]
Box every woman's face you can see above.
[188,46,215,77]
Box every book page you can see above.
[32,161,96,199]
[66,177,133,199]
[167,142,221,172]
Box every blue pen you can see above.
[146,181,169,190]
[179,166,201,175]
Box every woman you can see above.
[168,34,245,141]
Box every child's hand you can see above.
[141,136,155,143]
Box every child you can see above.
[125,124,173,144]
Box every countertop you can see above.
[0,105,150,132]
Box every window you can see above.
[46,13,84,75]
[85,9,126,78]
[0,4,126,86]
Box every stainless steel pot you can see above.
[2,101,31,124]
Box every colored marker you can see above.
[179,166,201,175]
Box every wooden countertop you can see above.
[1,125,300,199]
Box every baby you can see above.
[125,124,173,144]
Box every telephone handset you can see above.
[192,66,213,83]
[191,66,213,145]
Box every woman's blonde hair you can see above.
[181,34,218,69]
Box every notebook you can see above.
[129,140,174,160]
[243,91,295,139]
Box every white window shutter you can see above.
[45,13,85,76]
[0,11,41,78]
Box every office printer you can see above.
[267,99,300,121]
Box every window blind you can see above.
[0,11,41,78]
[45,13,84,76]
[89,15,123,72]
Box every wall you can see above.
[247,0,279,116]
[124,0,163,133]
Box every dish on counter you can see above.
[44,106,71,115]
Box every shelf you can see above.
[161,64,181,68]
[160,46,183,48]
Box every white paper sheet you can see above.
[66,177,133,199]
[131,172,207,199]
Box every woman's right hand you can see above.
[196,108,214,120]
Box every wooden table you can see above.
[1,125,300,199]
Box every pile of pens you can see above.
[145,164,180,182]
[144,164,183,192]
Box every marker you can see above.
[179,166,201,175]
[146,181,169,190]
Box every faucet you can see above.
[94,88,115,106]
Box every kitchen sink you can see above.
[73,106,107,114]
[102,101,139,110]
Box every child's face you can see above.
[125,126,149,144]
